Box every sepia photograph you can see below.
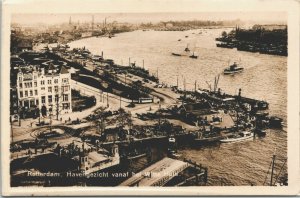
[1,0,299,196]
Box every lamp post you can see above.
[49,104,53,133]
[107,92,109,107]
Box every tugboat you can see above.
[223,62,244,75]
[171,45,190,57]
[184,44,190,52]
[269,116,284,128]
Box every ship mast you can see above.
[270,153,276,186]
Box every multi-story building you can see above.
[16,63,72,118]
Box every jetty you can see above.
[120,157,207,186]
[119,157,189,186]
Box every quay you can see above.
[120,157,208,186]
[119,157,189,186]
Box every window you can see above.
[19,83,22,88]
[54,79,58,84]
[48,95,52,103]
[29,82,32,88]
[48,80,52,84]
[41,80,45,85]
[62,86,69,92]
[55,95,59,102]
[19,77,22,81]
[48,87,52,93]
[25,83,28,88]
[63,103,70,110]
[36,99,39,105]
[62,78,69,83]
[25,91,28,97]
[19,91,23,98]
[63,94,68,102]
[34,82,37,87]
[41,96,45,104]
[54,86,58,92]
[30,90,33,96]
[41,87,45,91]
[30,100,35,106]
[35,90,38,95]
[34,75,37,80]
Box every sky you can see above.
[7,0,289,25]
[12,12,287,26]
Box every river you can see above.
[68,28,287,186]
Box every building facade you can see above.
[16,63,72,118]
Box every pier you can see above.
[119,157,189,186]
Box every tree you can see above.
[116,108,127,129]
[94,107,106,135]
[222,31,227,38]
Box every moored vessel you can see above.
[220,131,253,143]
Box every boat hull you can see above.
[223,69,244,75]
[220,133,254,143]
[194,136,223,144]
[172,53,182,56]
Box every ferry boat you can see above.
[223,62,244,75]
[220,131,253,143]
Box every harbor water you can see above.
[68,29,287,186]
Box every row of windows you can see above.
[47,86,69,93]
[19,78,69,88]
[19,82,38,88]
[41,79,59,85]
[20,99,39,107]
[41,94,69,104]
[19,90,38,98]
[41,78,68,85]
[20,100,70,110]
[19,85,69,96]
[18,75,37,81]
